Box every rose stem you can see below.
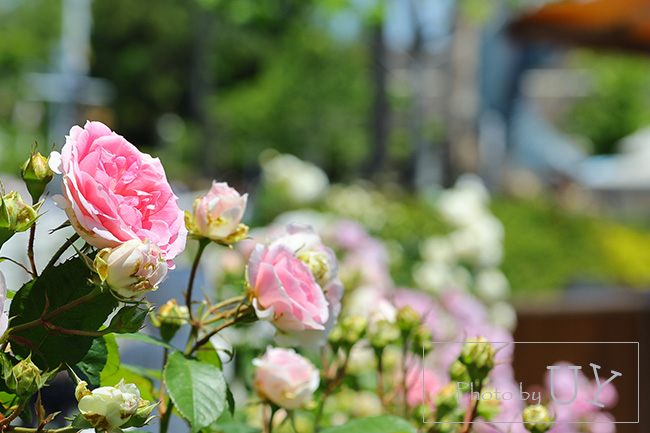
[460,380,483,433]
[402,339,409,418]
[314,348,350,431]
[44,233,80,271]
[27,224,37,276]
[185,239,209,323]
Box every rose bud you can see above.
[6,355,42,397]
[185,181,248,244]
[396,305,420,335]
[21,149,54,202]
[247,243,329,346]
[253,347,319,410]
[0,191,40,248]
[151,299,189,341]
[94,238,168,299]
[523,404,554,433]
[459,337,495,381]
[76,379,141,431]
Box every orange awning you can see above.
[509,0,650,53]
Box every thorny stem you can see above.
[6,428,80,433]
[208,295,246,315]
[0,399,28,428]
[460,381,483,433]
[202,302,249,326]
[10,287,102,334]
[159,398,173,433]
[314,349,350,431]
[44,233,80,271]
[191,313,249,353]
[185,240,209,322]
[42,321,109,337]
[28,224,37,276]
[0,257,34,276]
[376,348,385,403]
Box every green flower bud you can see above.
[523,405,553,433]
[396,306,420,335]
[152,299,189,342]
[0,191,40,247]
[368,320,401,350]
[477,387,501,421]
[21,150,54,202]
[328,323,344,352]
[459,337,495,381]
[121,399,158,429]
[410,326,433,355]
[449,359,471,383]
[413,403,432,424]
[434,383,459,418]
[10,355,42,396]
[341,315,368,347]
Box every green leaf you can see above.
[0,391,18,411]
[319,416,417,433]
[213,423,261,433]
[75,336,108,387]
[116,333,179,351]
[100,334,120,381]
[164,351,227,433]
[107,305,150,334]
[9,256,118,369]
[101,365,156,402]
[225,386,235,416]
[70,413,93,429]
[196,342,221,369]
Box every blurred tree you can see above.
[0,0,60,172]
[564,52,650,155]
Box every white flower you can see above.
[262,153,329,203]
[448,215,504,267]
[94,238,168,299]
[489,301,517,331]
[420,236,456,264]
[77,379,140,431]
[475,268,510,302]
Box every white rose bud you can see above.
[94,238,168,299]
[77,379,140,431]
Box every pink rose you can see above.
[49,121,186,266]
[0,271,8,337]
[404,360,444,408]
[270,224,344,344]
[253,347,319,409]
[186,181,248,242]
[247,243,329,346]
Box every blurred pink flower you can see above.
[50,121,186,266]
[253,347,319,409]
[404,362,444,409]
[270,224,344,346]
[247,243,329,346]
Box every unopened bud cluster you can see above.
[522,405,553,433]
[458,337,495,382]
